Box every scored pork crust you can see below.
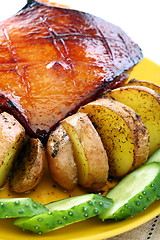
[0,0,143,140]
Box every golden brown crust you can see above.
[0,1,142,139]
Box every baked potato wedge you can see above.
[0,112,26,187]
[104,86,160,155]
[62,112,109,189]
[47,125,78,191]
[80,98,150,178]
[10,138,46,193]
[127,79,160,94]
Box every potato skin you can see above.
[0,112,26,187]
[47,125,78,191]
[104,85,160,156]
[62,112,109,189]
[127,79,160,94]
[10,138,46,193]
[80,98,150,178]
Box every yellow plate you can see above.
[0,58,160,240]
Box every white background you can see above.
[0,0,159,65]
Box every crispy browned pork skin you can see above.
[0,0,143,140]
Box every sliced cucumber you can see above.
[0,198,48,218]
[99,162,160,221]
[147,148,160,164]
[14,194,113,234]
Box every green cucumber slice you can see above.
[99,162,160,221]
[14,193,113,234]
[147,148,160,163]
[0,198,48,218]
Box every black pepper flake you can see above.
[51,148,59,158]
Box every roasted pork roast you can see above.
[0,0,143,140]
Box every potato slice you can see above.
[104,86,160,155]
[0,112,26,187]
[62,112,109,189]
[127,79,160,94]
[80,98,149,178]
[47,125,78,191]
[10,138,46,193]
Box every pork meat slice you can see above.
[0,0,143,140]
